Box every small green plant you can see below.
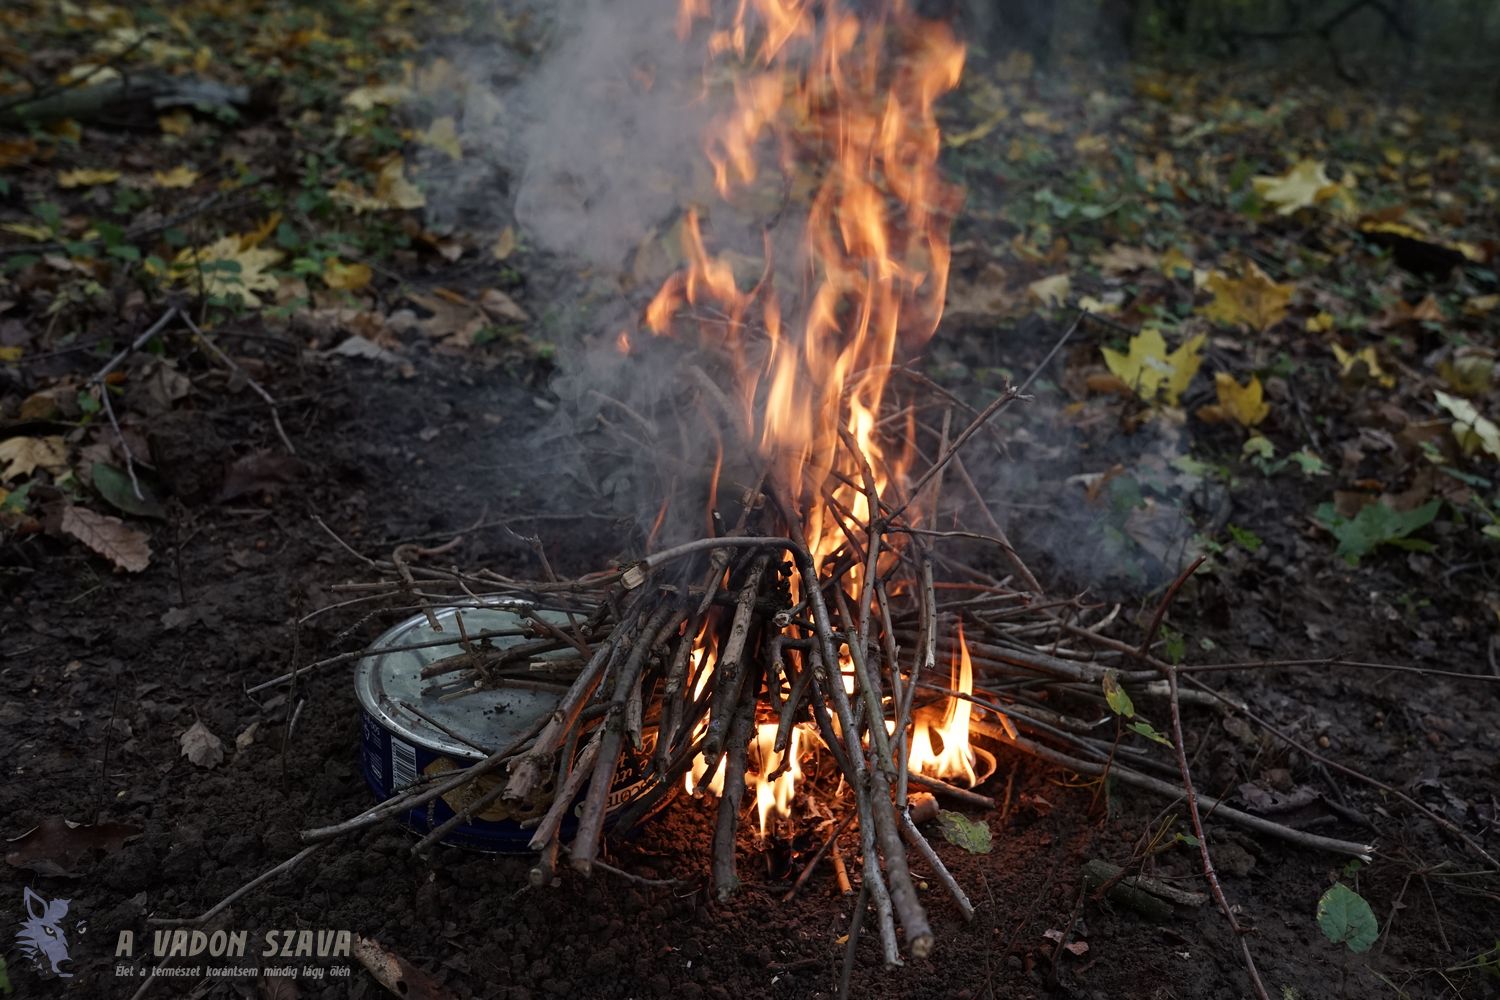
[1315,499,1441,566]
[1316,882,1379,953]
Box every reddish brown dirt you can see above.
[3,332,1497,1000]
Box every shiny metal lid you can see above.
[354,605,577,761]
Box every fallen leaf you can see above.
[1206,372,1270,427]
[491,227,517,261]
[60,506,151,572]
[92,462,165,519]
[5,816,142,875]
[479,288,529,323]
[331,158,426,213]
[421,116,462,160]
[1306,311,1335,333]
[1435,391,1500,459]
[180,720,224,769]
[1027,273,1070,308]
[1252,159,1341,215]
[151,165,199,189]
[935,810,992,854]
[1438,353,1494,396]
[0,137,39,168]
[343,83,410,111]
[352,934,451,1000]
[0,435,69,481]
[329,335,401,364]
[1,221,52,242]
[236,722,260,752]
[171,235,284,307]
[1200,263,1293,331]
[1331,344,1396,388]
[323,258,372,291]
[57,168,121,188]
[1092,244,1159,276]
[158,110,193,136]
[1100,327,1206,406]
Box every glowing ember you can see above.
[909,623,978,786]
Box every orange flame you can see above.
[908,622,977,786]
[665,0,968,828]
[653,0,964,530]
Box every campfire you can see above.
[246,0,1379,982]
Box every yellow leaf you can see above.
[0,435,69,482]
[1330,344,1396,389]
[1159,246,1195,278]
[323,257,372,291]
[1251,159,1340,215]
[152,165,199,189]
[1464,294,1499,317]
[344,83,410,111]
[1435,391,1500,459]
[1200,262,1293,332]
[1101,327,1205,407]
[330,158,426,214]
[1211,372,1270,427]
[0,346,22,362]
[159,110,192,135]
[57,168,120,188]
[422,116,462,160]
[1437,354,1493,397]
[171,235,284,307]
[1027,273,1070,308]
[1305,311,1335,333]
[0,222,52,242]
[491,226,517,261]
[374,158,425,210]
[241,213,283,250]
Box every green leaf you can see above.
[1176,832,1200,847]
[1315,499,1442,566]
[0,481,33,513]
[1316,882,1379,953]
[1289,449,1329,476]
[1128,720,1173,746]
[936,810,992,854]
[0,953,10,995]
[92,463,165,518]
[1102,670,1135,718]
[1227,523,1263,552]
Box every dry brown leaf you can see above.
[352,934,451,1000]
[479,288,529,323]
[0,435,69,481]
[59,506,151,572]
[180,720,224,769]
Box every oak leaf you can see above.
[59,506,150,572]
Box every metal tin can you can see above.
[355,605,659,851]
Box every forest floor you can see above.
[2,1,1498,998]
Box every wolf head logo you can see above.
[16,887,73,978]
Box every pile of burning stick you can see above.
[268,375,1384,980]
